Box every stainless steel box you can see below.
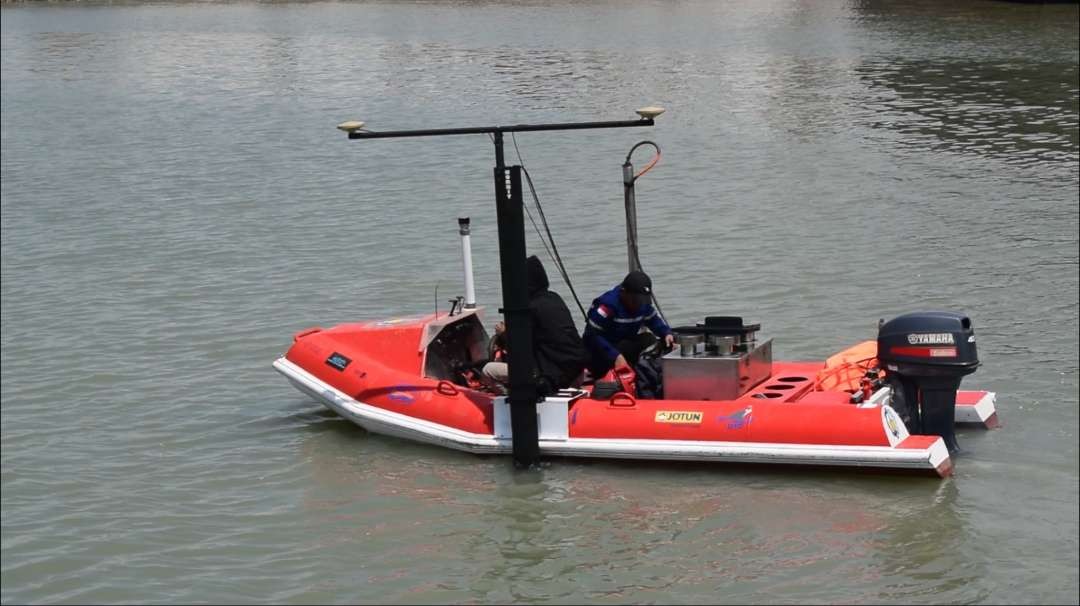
[661,339,773,401]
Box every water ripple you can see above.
[3,1,1078,604]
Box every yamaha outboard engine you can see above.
[877,312,979,452]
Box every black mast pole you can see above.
[340,111,660,469]
[492,150,540,466]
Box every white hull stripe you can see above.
[955,391,998,426]
[274,357,949,474]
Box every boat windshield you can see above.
[422,313,490,383]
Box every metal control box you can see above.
[661,339,773,401]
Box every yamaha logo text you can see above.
[907,333,955,345]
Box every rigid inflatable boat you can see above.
[274,109,999,477]
[273,301,996,477]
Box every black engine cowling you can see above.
[877,311,979,452]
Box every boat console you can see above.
[421,311,490,383]
[663,316,773,400]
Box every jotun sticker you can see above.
[655,410,703,424]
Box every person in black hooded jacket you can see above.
[481,255,587,395]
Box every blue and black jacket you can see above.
[582,286,671,375]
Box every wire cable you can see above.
[511,133,588,320]
[622,141,668,325]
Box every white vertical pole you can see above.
[458,217,477,308]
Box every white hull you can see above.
[274,358,951,474]
[955,391,998,427]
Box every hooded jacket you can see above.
[524,255,588,391]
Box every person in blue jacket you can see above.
[582,270,676,378]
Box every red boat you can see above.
[274,109,998,477]
[274,299,996,478]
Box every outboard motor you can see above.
[877,311,979,452]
